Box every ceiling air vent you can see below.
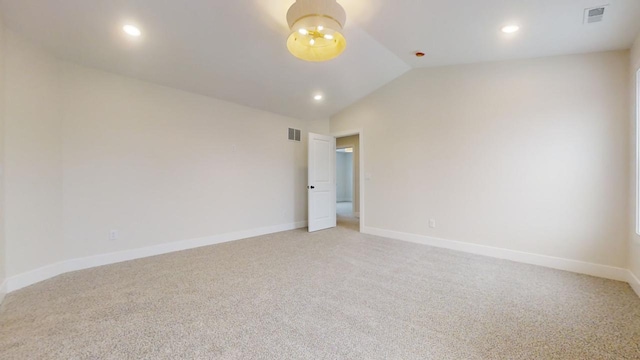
[584,5,608,24]
[288,128,301,142]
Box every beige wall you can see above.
[60,62,312,261]
[336,135,359,214]
[3,31,326,279]
[630,33,640,279]
[331,51,630,267]
[0,12,5,288]
[4,31,65,277]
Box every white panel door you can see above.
[308,133,336,232]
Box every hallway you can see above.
[337,201,359,231]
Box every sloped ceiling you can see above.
[1,0,639,120]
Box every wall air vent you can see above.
[288,128,301,142]
[584,5,608,24]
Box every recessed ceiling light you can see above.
[123,25,142,37]
[314,94,323,101]
[501,25,520,34]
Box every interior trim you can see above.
[4,223,636,302]
[4,221,308,294]
[363,226,632,284]
[629,270,640,298]
[0,280,7,305]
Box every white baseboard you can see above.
[0,279,7,306]
[5,221,307,294]
[363,226,629,282]
[629,271,640,298]
[5,222,637,301]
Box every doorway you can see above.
[336,147,354,214]
[336,134,360,230]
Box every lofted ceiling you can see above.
[360,0,640,68]
[1,0,639,120]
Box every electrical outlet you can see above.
[429,219,436,228]
[109,229,119,241]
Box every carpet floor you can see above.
[1,218,639,359]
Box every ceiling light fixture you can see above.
[123,25,142,37]
[314,94,323,101]
[286,0,347,62]
[501,25,520,34]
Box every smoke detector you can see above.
[584,5,608,24]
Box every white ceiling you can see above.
[1,0,639,120]
[359,0,640,68]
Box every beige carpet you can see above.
[1,219,639,359]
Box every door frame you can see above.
[332,129,364,233]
